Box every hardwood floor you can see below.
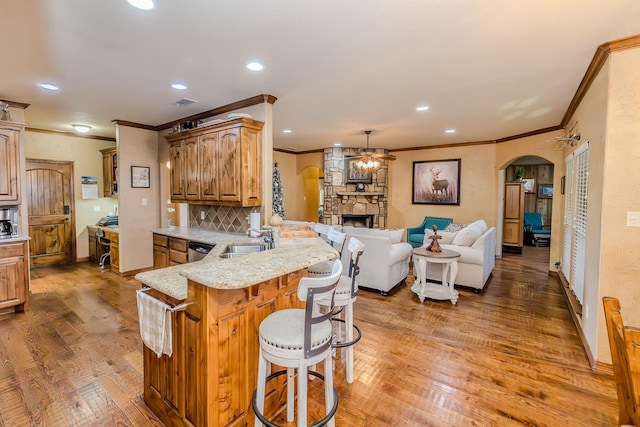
[0,247,618,426]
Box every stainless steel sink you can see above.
[219,243,268,258]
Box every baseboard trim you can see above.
[557,272,596,369]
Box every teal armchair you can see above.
[406,216,453,248]
[523,212,551,247]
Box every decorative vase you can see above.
[269,213,283,227]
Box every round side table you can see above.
[411,248,461,304]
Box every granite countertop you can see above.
[150,226,245,245]
[136,228,338,301]
[0,234,30,243]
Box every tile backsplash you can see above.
[189,205,263,234]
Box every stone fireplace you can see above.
[342,214,374,228]
[323,147,389,229]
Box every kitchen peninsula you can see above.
[135,230,338,427]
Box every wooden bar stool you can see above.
[253,260,343,427]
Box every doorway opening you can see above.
[26,159,76,267]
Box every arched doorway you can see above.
[499,155,554,263]
[299,166,324,223]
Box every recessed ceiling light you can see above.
[333,142,342,146]
[171,83,187,90]
[445,129,456,134]
[127,0,155,10]
[416,106,430,111]
[246,62,264,71]
[282,129,292,133]
[39,82,60,91]
[72,124,92,133]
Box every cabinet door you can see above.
[503,182,524,246]
[218,129,242,203]
[217,311,248,426]
[110,241,119,271]
[199,131,219,201]
[169,142,185,201]
[0,242,26,309]
[242,126,262,206]
[184,137,200,200]
[153,245,169,269]
[0,126,20,203]
[88,234,98,262]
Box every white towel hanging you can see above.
[136,289,173,357]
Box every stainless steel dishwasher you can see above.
[187,242,215,262]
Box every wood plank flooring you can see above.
[0,247,619,426]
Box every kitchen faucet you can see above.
[246,228,275,249]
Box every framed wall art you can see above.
[344,157,372,184]
[522,178,535,193]
[131,166,150,188]
[412,159,461,205]
[538,183,553,198]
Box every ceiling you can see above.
[2,1,640,152]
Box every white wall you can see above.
[116,125,159,273]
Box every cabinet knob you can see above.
[231,329,236,335]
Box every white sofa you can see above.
[420,219,496,292]
[338,226,413,296]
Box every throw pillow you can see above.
[389,228,404,244]
[423,229,457,245]
[451,223,483,246]
[469,219,488,233]
[444,223,467,233]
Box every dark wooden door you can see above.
[26,159,75,267]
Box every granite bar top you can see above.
[135,227,338,301]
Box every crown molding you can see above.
[562,34,640,126]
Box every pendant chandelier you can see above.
[353,130,396,169]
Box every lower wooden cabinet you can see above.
[153,233,187,269]
[143,270,306,427]
[0,240,30,312]
[106,230,119,272]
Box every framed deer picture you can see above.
[412,159,461,205]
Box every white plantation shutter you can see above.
[571,147,589,304]
[563,143,589,305]
[562,158,574,280]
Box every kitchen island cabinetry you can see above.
[166,117,263,207]
[144,271,304,427]
[0,239,30,312]
[0,121,23,204]
[136,236,337,427]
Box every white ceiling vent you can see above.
[172,98,198,107]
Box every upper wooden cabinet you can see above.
[166,117,263,207]
[0,122,23,204]
[100,147,118,197]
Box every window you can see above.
[562,143,589,306]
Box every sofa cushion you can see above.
[451,223,483,246]
[389,228,404,244]
[440,244,484,265]
[342,226,404,243]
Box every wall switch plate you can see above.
[201,211,205,220]
[93,205,100,212]
[142,198,148,206]
[627,211,640,227]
